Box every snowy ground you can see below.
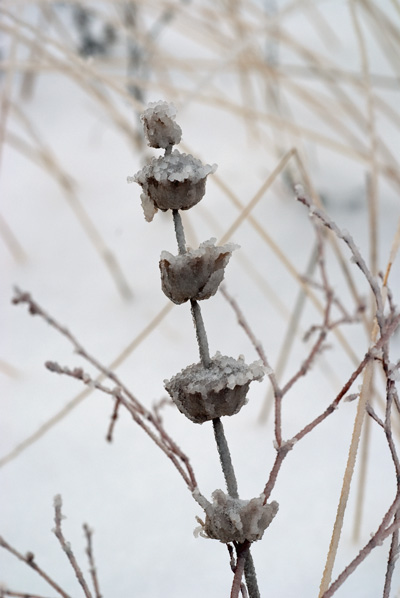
[1,2,400,597]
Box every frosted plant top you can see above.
[134,150,217,186]
[131,101,218,221]
[141,100,182,149]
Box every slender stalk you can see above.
[383,509,400,598]
[172,209,186,254]
[243,551,261,598]
[231,542,250,598]
[212,417,239,499]
[190,299,211,368]
[171,209,260,597]
[0,536,71,598]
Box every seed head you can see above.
[160,239,238,304]
[164,352,265,424]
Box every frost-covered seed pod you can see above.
[141,101,182,149]
[164,352,265,424]
[133,150,217,221]
[160,239,238,304]
[201,490,278,544]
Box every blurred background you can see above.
[1,1,400,596]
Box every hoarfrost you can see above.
[198,490,278,543]
[160,238,238,304]
[164,352,266,423]
[133,150,217,220]
[141,100,182,149]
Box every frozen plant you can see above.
[159,238,238,304]
[165,352,265,423]
[140,100,182,149]
[130,103,217,222]
[4,102,400,598]
[130,100,274,596]
[194,489,279,544]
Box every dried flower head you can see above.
[164,352,265,424]
[133,150,217,222]
[160,239,238,304]
[141,100,182,149]
[195,489,278,543]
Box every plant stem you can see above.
[212,417,239,498]
[172,209,186,254]
[171,208,260,597]
[190,299,211,368]
[244,552,260,598]
[172,210,211,367]
[231,541,250,598]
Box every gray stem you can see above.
[212,419,260,597]
[170,209,260,597]
[212,417,238,499]
[244,552,260,598]
[171,210,211,368]
[172,209,186,255]
[190,300,211,368]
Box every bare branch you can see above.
[0,536,71,598]
[13,289,197,492]
[52,496,93,598]
[83,525,102,598]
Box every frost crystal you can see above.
[141,101,182,149]
[160,239,238,304]
[133,150,217,221]
[164,352,265,423]
[200,490,278,543]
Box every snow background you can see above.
[1,1,400,596]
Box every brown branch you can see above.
[322,492,400,598]
[295,190,385,333]
[83,525,102,598]
[231,542,251,598]
[13,289,197,492]
[106,397,121,443]
[262,310,400,504]
[53,496,93,598]
[383,509,400,598]
[0,590,56,598]
[45,362,196,491]
[0,536,71,598]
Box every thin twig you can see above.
[322,492,400,598]
[0,536,71,598]
[53,496,93,598]
[383,509,400,598]
[231,542,250,598]
[12,289,197,491]
[106,396,121,443]
[83,525,102,598]
[0,590,56,598]
[45,363,196,491]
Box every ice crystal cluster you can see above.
[141,100,182,149]
[165,353,265,424]
[194,490,279,543]
[132,101,216,222]
[160,239,238,304]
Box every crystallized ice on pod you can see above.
[164,352,266,424]
[141,101,182,149]
[194,490,278,544]
[133,150,217,222]
[159,239,238,304]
